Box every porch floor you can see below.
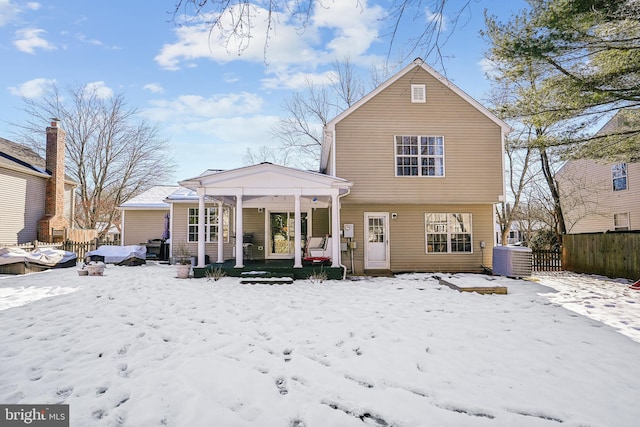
[193,259,345,280]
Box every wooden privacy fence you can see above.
[62,238,118,261]
[562,232,640,280]
[532,249,562,272]
[0,239,118,261]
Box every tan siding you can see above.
[558,159,640,233]
[122,210,167,246]
[312,209,330,237]
[0,168,46,244]
[334,68,504,204]
[340,203,495,274]
[243,208,265,260]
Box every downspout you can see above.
[337,187,351,280]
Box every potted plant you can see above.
[173,244,192,279]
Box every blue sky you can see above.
[0,0,528,183]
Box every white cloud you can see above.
[13,27,56,53]
[424,7,447,32]
[155,8,318,71]
[143,83,164,94]
[0,0,19,26]
[26,2,40,10]
[76,33,103,46]
[83,81,113,99]
[312,0,385,58]
[76,33,120,50]
[261,70,335,90]
[478,57,500,79]
[8,77,55,98]
[155,1,383,71]
[144,92,264,122]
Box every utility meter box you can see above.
[343,224,354,238]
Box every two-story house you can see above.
[120,58,509,275]
[556,110,639,233]
[0,122,77,244]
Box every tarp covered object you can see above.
[0,247,77,267]
[86,245,147,264]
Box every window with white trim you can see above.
[411,84,426,103]
[188,207,229,242]
[395,135,445,176]
[614,213,629,231]
[425,213,472,253]
[612,163,627,191]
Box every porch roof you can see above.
[178,162,352,197]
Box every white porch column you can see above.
[217,200,224,263]
[197,190,206,268]
[235,192,244,268]
[294,193,302,268]
[331,193,341,268]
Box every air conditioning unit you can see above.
[493,246,532,278]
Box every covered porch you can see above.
[178,163,352,276]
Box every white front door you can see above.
[364,212,390,270]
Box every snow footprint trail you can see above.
[2,267,640,426]
[536,271,640,342]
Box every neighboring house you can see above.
[119,185,180,245]
[495,222,523,246]
[120,58,509,274]
[0,122,76,244]
[557,111,640,233]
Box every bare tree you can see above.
[171,1,473,65]
[495,129,536,246]
[271,57,371,169]
[14,83,176,237]
[242,144,291,166]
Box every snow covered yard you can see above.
[1,265,639,427]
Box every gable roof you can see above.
[321,58,511,171]
[0,136,78,184]
[119,185,182,209]
[0,137,49,177]
[179,162,352,196]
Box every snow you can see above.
[1,265,639,427]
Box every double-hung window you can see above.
[425,213,472,253]
[612,163,627,191]
[395,135,444,177]
[188,207,229,243]
[614,213,630,231]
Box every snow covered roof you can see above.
[119,185,182,209]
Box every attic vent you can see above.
[411,84,426,103]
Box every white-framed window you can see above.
[425,213,472,253]
[188,207,229,242]
[411,84,426,103]
[612,163,627,191]
[614,213,630,231]
[395,135,445,177]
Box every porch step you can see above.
[239,270,294,285]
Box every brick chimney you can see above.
[38,120,69,242]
